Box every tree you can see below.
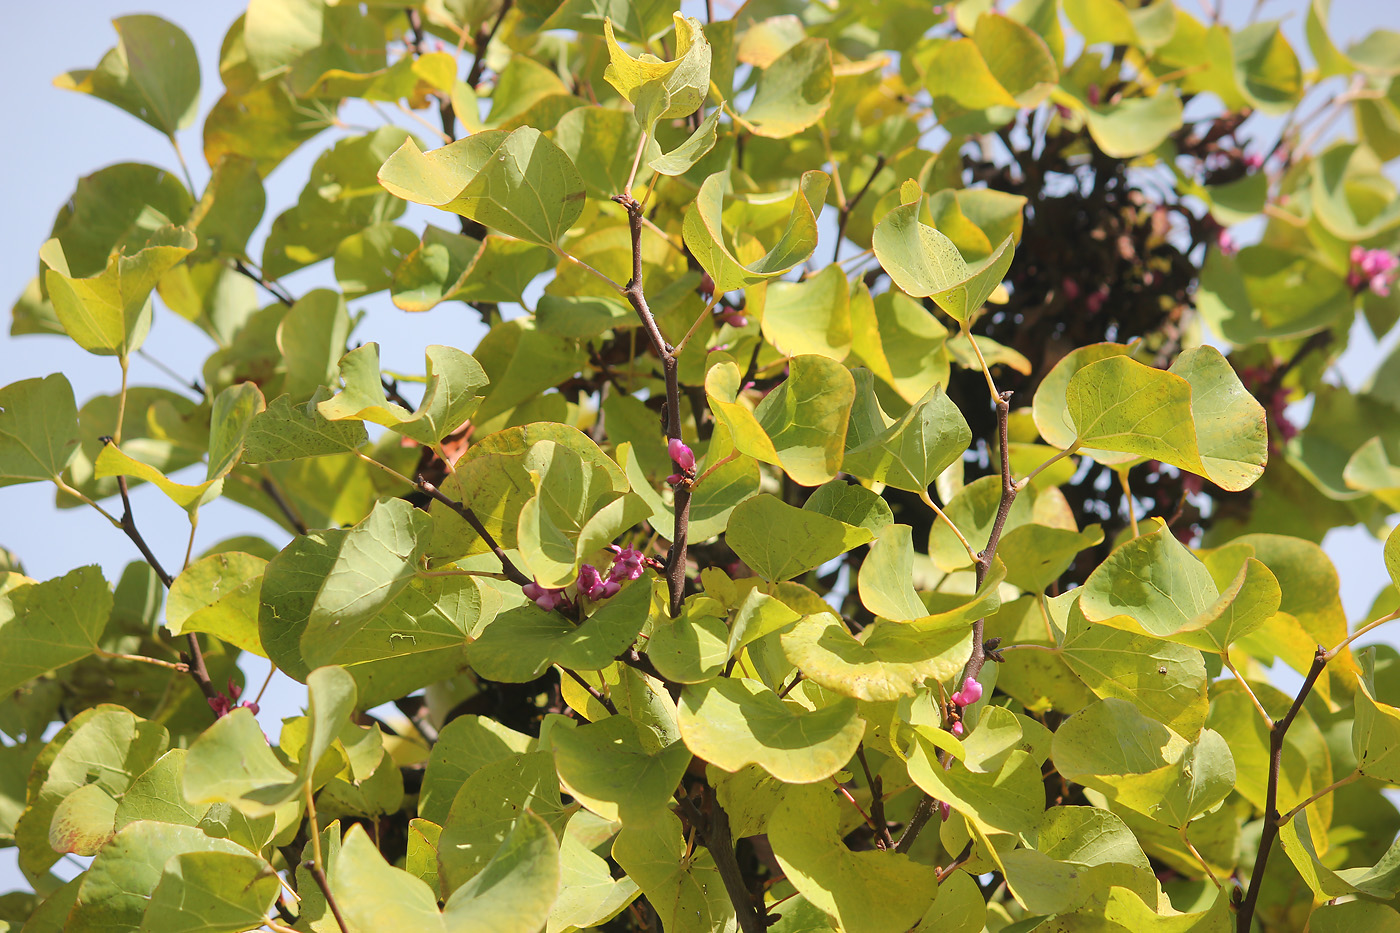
[2,0,1400,930]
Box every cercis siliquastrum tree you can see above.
[3,2,1400,932]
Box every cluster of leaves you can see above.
[4,1,1400,932]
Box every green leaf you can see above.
[802,480,894,534]
[244,389,369,463]
[1060,592,1209,739]
[1355,648,1400,782]
[648,599,730,683]
[263,127,411,279]
[0,566,112,697]
[378,127,586,246]
[552,716,692,822]
[470,318,589,425]
[467,577,654,682]
[189,155,265,261]
[873,188,1015,323]
[0,374,82,486]
[858,524,930,622]
[727,589,802,658]
[997,522,1104,594]
[678,677,865,782]
[1080,521,1218,639]
[319,343,489,446]
[603,13,711,132]
[442,810,560,933]
[437,751,565,894]
[47,162,192,280]
[906,706,1046,836]
[166,552,268,657]
[1065,347,1267,491]
[55,15,200,137]
[781,613,971,702]
[612,810,734,932]
[550,816,640,931]
[66,821,252,933]
[260,513,486,706]
[393,228,554,311]
[649,106,723,176]
[768,783,937,932]
[843,373,971,492]
[753,355,855,486]
[760,263,852,361]
[738,38,833,138]
[1233,21,1304,114]
[137,849,280,933]
[1081,91,1185,159]
[45,226,196,357]
[726,495,874,582]
[333,222,419,298]
[418,715,534,827]
[551,106,650,200]
[203,76,335,178]
[970,13,1058,106]
[683,170,829,293]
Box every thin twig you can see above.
[919,489,977,564]
[1326,607,1400,660]
[105,464,220,703]
[232,259,294,306]
[303,791,350,933]
[1276,770,1361,827]
[1235,646,1329,933]
[466,0,513,89]
[416,478,532,586]
[855,744,894,849]
[93,648,188,673]
[561,667,619,716]
[260,474,310,535]
[833,153,887,263]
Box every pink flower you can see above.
[1350,247,1399,296]
[1084,285,1109,315]
[209,679,259,718]
[939,800,952,821]
[698,272,715,298]
[1243,152,1264,170]
[577,564,619,600]
[950,677,983,707]
[1060,276,1081,302]
[951,720,965,736]
[609,547,646,583]
[669,437,695,473]
[1217,229,1238,256]
[720,309,749,328]
[1087,84,1101,106]
[523,581,565,611]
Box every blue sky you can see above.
[1,0,1398,898]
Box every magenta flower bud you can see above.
[1060,276,1081,302]
[208,696,231,717]
[698,271,715,297]
[1087,84,1101,105]
[609,548,646,582]
[721,309,749,328]
[1372,274,1393,298]
[951,677,983,707]
[227,678,242,701]
[1351,245,1367,266]
[244,701,260,715]
[669,437,695,472]
[667,473,682,484]
[951,720,964,736]
[523,581,564,611]
[939,800,951,821]
[1217,229,1238,256]
[1243,152,1264,170]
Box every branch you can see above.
[260,475,309,536]
[561,667,619,716]
[105,464,219,703]
[833,152,886,263]
[416,478,532,587]
[1235,645,1329,933]
[613,191,691,617]
[466,0,513,89]
[232,259,294,306]
[677,791,764,933]
[855,744,895,849]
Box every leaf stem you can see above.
[918,489,977,564]
[1179,824,1223,891]
[552,244,626,293]
[1118,467,1139,537]
[1326,607,1400,661]
[114,355,130,446]
[1276,770,1361,827]
[1222,655,1273,728]
[671,291,724,359]
[625,131,648,200]
[1015,442,1081,490]
[962,324,1001,404]
[93,648,188,673]
[302,785,350,933]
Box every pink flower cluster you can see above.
[208,678,259,718]
[1349,247,1399,297]
[521,547,649,611]
[948,677,983,736]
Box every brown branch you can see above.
[833,152,887,263]
[104,462,219,703]
[561,667,619,716]
[260,475,309,536]
[677,790,764,933]
[303,860,350,933]
[232,259,294,307]
[416,478,532,586]
[1235,645,1329,933]
[899,392,1017,854]
[614,192,691,617]
[466,0,513,89]
[855,744,895,849]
